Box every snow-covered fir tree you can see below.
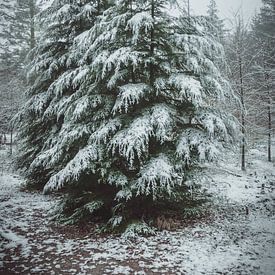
[19,0,237,234]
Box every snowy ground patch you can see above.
[0,146,275,274]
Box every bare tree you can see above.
[251,0,274,162]
[225,13,253,170]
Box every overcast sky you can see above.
[173,0,263,26]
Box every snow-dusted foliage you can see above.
[134,155,183,198]
[112,83,151,113]
[16,0,104,186]
[18,0,238,232]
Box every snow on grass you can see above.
[0,144,275,274]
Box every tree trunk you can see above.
[265,70,272,162]
[239,53,245,171]
[267,89,272,162]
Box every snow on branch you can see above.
[101,47,142,78]
[122,222,156,238]
[27,55,55,79]
[107,171,133,201]
[112,83,151,114]
[126,11,153,44]
[47,67,89,98]
[107,69,128,89]
[84,200,104,214]
[150,104,174,143]
[108,171,128,188]
[197,113,227,137]
[134,155,182,199]
[109,115,153,166]
[25,93,49,115]
[115,188,133,201]
[176,128,220,164]
[174,33,224,60]
[82,28,118,63]
[101,10,129,31]
[31,124,90,169]
[70,95,103,121]
[186,55,219,76]
[77,3,97,20]
[47,3,77,25]
[89,118,122,145]
[44,145,102,192]
[168,74,203,105]
[109,104,175,165]
[200,75,223,98]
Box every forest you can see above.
[0,0,274,274]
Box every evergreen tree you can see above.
[13,0,37,54]
[0,0,18,77]
[18,0,238,234]
[0,0,38,68]
[206,0,224,41]
[0,0,16,54]
[0,0,38,145]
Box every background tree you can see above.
[0,0,37,68]
[251,0,274,162]
[0,0,39,152]
[225,13,256,171]
[206,0,225,41]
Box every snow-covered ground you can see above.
[0,144,275,274]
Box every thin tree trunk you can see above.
[267,89,272,162]
[239,53,245,171]
[265,70,272,162]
